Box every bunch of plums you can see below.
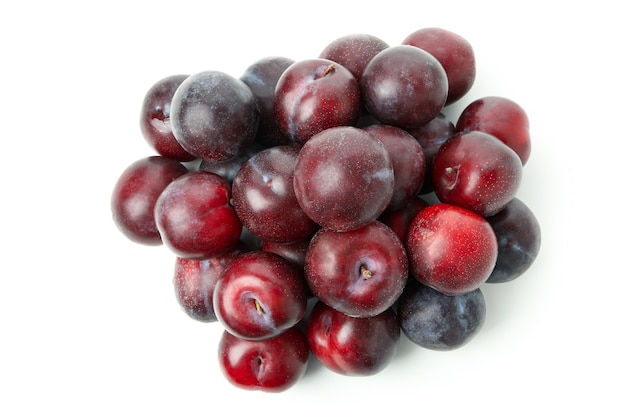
[111,27,541,392]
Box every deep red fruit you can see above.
[293,126,394,232]
[456,96,532,165]
[170,70,259,161]
[173,243,248,322]
[402,27,476,105]
[274,58,361,143]
[363,124,426,210]
[319,33,389,83]
[305,221,408,317]
[406,203,498,296]
[232,145,318,243]
[306,301,400,376]
[360,45,448,128]
[218,327,309,393]
[432,130,523,217]
[139,74,196,161]
[154,171,242,260]
[111,156,188,245]
[213,251,308,341]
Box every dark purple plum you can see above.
[363,124,426,210]
[402,27,476,105]
[170,70,259,161]
[198,142,266,184]
[293,126,394,232]
[319,33,389,83]
[139,74,196,161]
[360,45,448,129]
[232,145,318,243]
[397,281,486,350]
[111,156,188,245]
[486,197,541,283]
[240,56,295,147]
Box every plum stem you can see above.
[254,299,264,315]
[360,264,373,279]
[317,64,336,79]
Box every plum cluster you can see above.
[111,27,541,392]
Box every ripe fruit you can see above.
[397,281,486,350]
[292,126,394,232]
[456,96,532,165]
[139,74,196,161]
[305,220,408,318]
[213,251,308,341]
[360,45,448,128]
[154,171,242,260]
[432,130,523,217]
[406,203,498,296]
[274,58,361,143]
[218,327,309,393]
[111,156,188,245]
[306,300,400,376]
[318,33,389,83]
[402,27,476,105]
[170,70,259,161]
[231,145,318,243]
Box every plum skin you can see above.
[406,203,497,296]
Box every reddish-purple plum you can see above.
[406,203,497,296]
[363,124,426,209]
[293,126,394,232]
[154,171,242,260]
[111,156,188,245]
[360,45,448,128]
[218,327,309,393]
[213,251,308,341]
[456,96,532,165]
[139,74,196,161]
[305,220,408,317]
[432,130,523,217]
[306,301,400,376]
[232,145,318,243]
[319,33,389,83]
[274,58,361,143]
[402,27,476,105]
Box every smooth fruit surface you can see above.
[306,301,400,376]
[402,27,476,104]
[305,221,408,317]
[139,74,196,161]
[232,145,318,243]
[293,126,394,232]
[360,45,448,128]
[319,33,389,83]
[111,156,188,245]
[274,58,360,143]
[406,203,497,295]
[170,70,259,161]
[397,282,486,350]
[456,96,531,165]
[218,327,309,393]
[213,251,308,341]
[154,171,242,260]
[432,130,523,217]
[486,197,541,283]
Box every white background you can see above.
[2,1,624,415]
